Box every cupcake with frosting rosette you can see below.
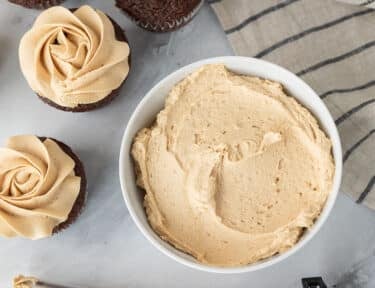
[8,0,64,9]
[19,5,131,112]
[115,0,204,32]
[0,135,87,239]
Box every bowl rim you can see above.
[119,56,343,274]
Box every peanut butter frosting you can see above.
[19,5,130,108]
[0,135,81,239]
[13,276,38,288]
[132,64,335,266]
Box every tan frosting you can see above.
[132,64,335,266]
[19,5,130,108]
[13,276,38,288]
[0,135,81,240]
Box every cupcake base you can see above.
[8,0,64,9]
[38,137,87,235]
[37,11,131,112]
[115,0,203,32]
[37,83,124,113]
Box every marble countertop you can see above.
[1,1,375,287]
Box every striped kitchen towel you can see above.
[339,0,375,8]
[209,0,375,209]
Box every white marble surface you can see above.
[0,1,375,287]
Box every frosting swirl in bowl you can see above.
[19,5,130,108]
[131,64,335,266]
[0,135,81,239]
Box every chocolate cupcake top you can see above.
[116,0,202,32]
[0,135,81,239]
[19,5,130,108]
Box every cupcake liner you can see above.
[116,0,204,32]
[8,0,65,9]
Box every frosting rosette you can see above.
[0,135,81,239]
[19,5,130,108]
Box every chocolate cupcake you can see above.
[19,5,131,112]
[8,0,64,9]
[115,0,203,32]
[0,135,87,239]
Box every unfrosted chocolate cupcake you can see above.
[19,5,131,112]
[8,0,64,9]
[116,0,203,32]
[0,135,87,240]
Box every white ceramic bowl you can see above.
[119,56,342,273]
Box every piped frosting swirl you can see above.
[19,5,130,108]
[0,135,81,239]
